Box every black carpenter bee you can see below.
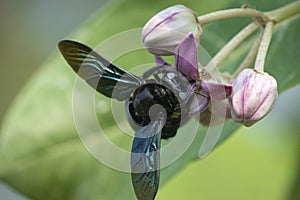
[58,40,206,200]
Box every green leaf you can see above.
[0,0,299,200]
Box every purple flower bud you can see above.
[142,5,202,55]
[229,69,278,126]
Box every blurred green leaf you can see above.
[290,163,300,200]
[0,0,299,200]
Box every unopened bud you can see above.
[229,69,278,126]
[142,5,202,55]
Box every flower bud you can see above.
[142,5,202,55]
[229,69,278,126]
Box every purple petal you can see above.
[201,81,232,100]
[189,91,210,114]
[175,33,199,80]
[155,55,166,65]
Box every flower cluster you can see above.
[142,4,278,127]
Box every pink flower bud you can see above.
[229,69,278,126]
[142,5,202,55]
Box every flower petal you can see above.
[201,81,232,100]
[155,55,166,65]
[175,33,199,80]
[189,91,210,114]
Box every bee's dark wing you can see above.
[131,120,162,200]
[58,40,142,101]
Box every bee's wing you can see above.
[58,40,142,101]
[131,120,162,200]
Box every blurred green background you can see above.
[0,0,109,199]
[0,0,299,200]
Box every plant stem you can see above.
[206,21,260,74]
[254,21,274,73]
[198,1,300,26]
[198,8,269,25]
[198,1,300,72]
[233,31,263,77]
[265,0,300,24]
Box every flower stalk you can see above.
[233,30,264,77]
[206,21,260,73]
[199,0,300,71]
[254,21,274,73]
[265,0,300,23]
[198,1,300,26]
[198,8,269,25]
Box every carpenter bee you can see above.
[58,40,204,200]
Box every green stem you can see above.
[206,21,260,74]
[198,8,269,25]
[233,30,264,77]
[198,1,300,72]
[254,21,274,73]
[198,1,300,26]
[265,0,300,24]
